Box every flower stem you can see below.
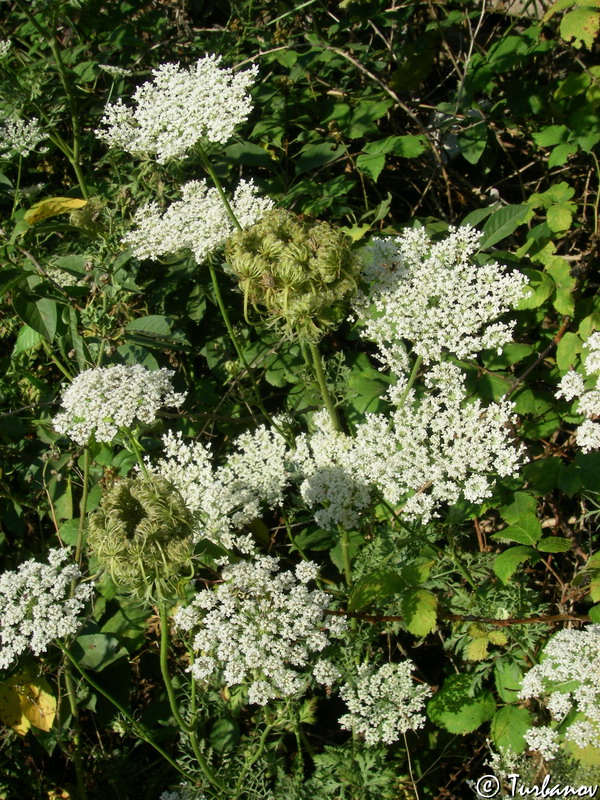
[63,663,88,800]
[158,603,226,793]
[309,342,342,432]
[395,354,423,409]
[75,447,89,566]
[59,643,196,784]
[196,144,242,231]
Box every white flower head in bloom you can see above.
[0,549,93,670]
[159,786,205,800]
[339,661,431,745]
[555,333,600,453]
[0,117,47,158]
[519,626,600,759]
[150,424,288,552]
[174,555,347,705]
[54,364,186,445]
[124,179,273,264]
[353,225,529,373]
[97,54,258,162]
[0,40,11,59]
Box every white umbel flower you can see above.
[353,225,529,372]
[519,626,600,758]
[555,333,600,453]
[0,549,93,670]
[54,364,186,445]
[124,179,273,264]
[339,662,431,745]
[0,117,47,158]
[175,556,346,705]
[96,55,258,162]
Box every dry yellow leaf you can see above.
[0,675,56,734]
[24,197,87,225]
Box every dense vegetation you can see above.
[0,0,599,798]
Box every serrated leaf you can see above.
[590,604,600,623]
[516,267,554,309]
[19,678,56,732]
[493,545,536,584]
[488,630,508,646]
[491,706,531,754]
[356,152,386,182]
[560,6,599,49]
[480,204,529,249]
[400,588,437,637]
[547,257,576,315]
[590,575,600,603]
[427,674,495,734]
[349,570,405,611]
[494,660,524,703]
[12,297,57,342]
[547,203,575,232]
[537,537,572,553]
[492,514,542,545]
[500,492,538,525]
[464,636,490,661]
[556,332,583,371]
[548,143,578,168]
[12,324,44,356]
[532,125,570,147]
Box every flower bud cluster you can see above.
[556,332,600,453]
[225,209,360,340]
[339,661,431,745]
[174,556,347,705]
[96,55,258,162]
[54,364,186,445]
[353,225,529,372]
[519,626,600,760]
[0,549,93,670]
[87,475,194,601]
[124,179,273,264]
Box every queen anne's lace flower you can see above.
[339,662,431,745]
[555,333,600,453]
[150,425,288,552]
[353,226,529,372]
[54,365,186,445]
[97,55,258,162]
[174,556,346,705]
[0,117,47,158]
[124,179,273,263]
[0,549,93,670]
[519,626,600,759]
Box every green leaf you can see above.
[400,588,437,637]
[532,125,570,147]
[556,332,583,371]
[349,570,405,611]
[210,718,240,752]
[224,142,272,168]
[12,297,57,342]
[125,315,189,347]
[295,142,341,174]
[547,257,576,315]
[491,706,531,754]
[12,324,44,356]
[516,267,554,309]
[560,6,600,49]
[494,660,524,703]
[537,537,572,553]
[548,143,578,168]
[547,203,575,232]
[457,121,488,164]
[499,492,537,525]
[356,152,386,182]
[559,453,600,496]
[589,604,600,623]
[492,515,542,546]
[522,457,565,495]
[72,633,127,672]
[427,674,495,734]
[480,205,529,249]
[493,546,536,584]
[330,530,363,574]
[292,527,337,552]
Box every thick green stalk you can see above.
[196,144,242,231]
[75,447,90,566]
[60,643,196,783]
[63,663,88,800]
[395,354,423,409]
[309,342,342,432]
[158,603,226,793]
[233,715,278,798]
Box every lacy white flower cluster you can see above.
[353,226,529,374]
[160,786,205,800]
[556,332,600,453]
[97,55,258,162]
[339,662,431,745]
[150,426,288,552]
[0,549,93,670]
[174,556,346,705]
[124,179,273,264]
[0,40,10,59]
[519,626,600,760]
[54,365,186,445]
[0,117,47,158]
[289,364,524,526]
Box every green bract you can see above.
[87,475,194,602]
[224,209,360,341]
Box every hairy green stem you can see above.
[75,447,90,566]
[233,715,277,798]
[309,342,342,432]
[59,643,196,783]
[124,430,149,477]
[158,603,226,793]
[197,144,242,231]
[63,663,88,800]
[395,354,423,409]
[340,529,353,588]
[10,155,22,220]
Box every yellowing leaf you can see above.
[19,678,56,732]
[465,636,490,662]
[0,683,30,735]
[24,197,87,225]
[488,630,508,646]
